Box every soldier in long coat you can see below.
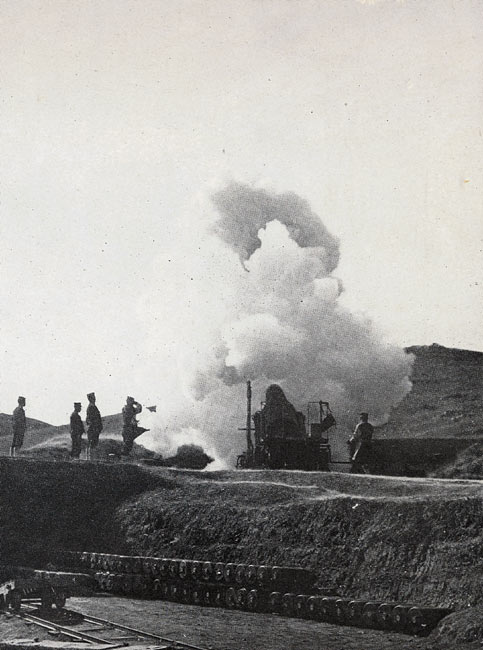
[86,392,103,459]
[348,412,374,474]
[11,396,27,457]
[70,402,84,459]
[121,396,142,456]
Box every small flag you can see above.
[146,405,157,412]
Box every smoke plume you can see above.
[145,181,413,466]
[211,182,340,273]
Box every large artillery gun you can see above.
[237,382,336,471]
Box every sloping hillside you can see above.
[0,413,51,436]
[1,343,481,462]
[379,344,483,438]
[0,457,165,565]
[0,412,124,455]
[114,469,483,609]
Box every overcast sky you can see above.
[1,0,482,425]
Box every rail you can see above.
[19,604,211,649]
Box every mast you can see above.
[246,380,253,456]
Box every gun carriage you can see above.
[237,381,336,471]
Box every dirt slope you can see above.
[380,344,483,439]
[0,457,166,566]
[2,458,482,614]
[113,469,483,609]
[434,440,483,479]
[0,413,51,437]
[24,434,155,462]
[0,413,124,455]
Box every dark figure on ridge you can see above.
[86,392,103,460]
[70,402,84,460]
[11,396,27,458]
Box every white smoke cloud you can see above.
[211,182,340,274]
[143,181,413,466]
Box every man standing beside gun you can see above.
[348,412,374,474]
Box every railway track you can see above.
[19,604,211,649]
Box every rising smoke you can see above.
[146,181,413,466]
[211,183,340,274]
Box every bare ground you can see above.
[1,597,481,649]
[1,459,483,648]
[69,594,430,650]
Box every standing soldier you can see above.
[86,392,103,460]
[70,402,84,459]
[348,412,374,474]
[11,396,27,457]
[121,396,142,456]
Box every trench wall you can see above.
[0,458,165,565]
[114,477,483,609]
[1,458,482,610]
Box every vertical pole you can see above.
[319,401,328,442]
[246,381,253,457]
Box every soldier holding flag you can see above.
[121,396,143,456]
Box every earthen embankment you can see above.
[1,459,482,610]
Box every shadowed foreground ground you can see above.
[1,458,483,647]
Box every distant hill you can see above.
[1,343,482,458]
[379,343,483,438]
[0,412,124,456]
[0,413,52,436]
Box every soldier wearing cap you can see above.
[11,396,27,457]
[121,396,142,456]
[348,412,374,474]
[86,392,103,460]
[70,402,84,459]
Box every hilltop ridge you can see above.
[0,412,51,436]
[379,343,483,438]
[0,413,124,456]
[0,343,482,456]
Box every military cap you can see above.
[18,396,26,402]
[360,412,369,418]
[127,396,135,402]
[87,392,95,400]
[74,402,81,407]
